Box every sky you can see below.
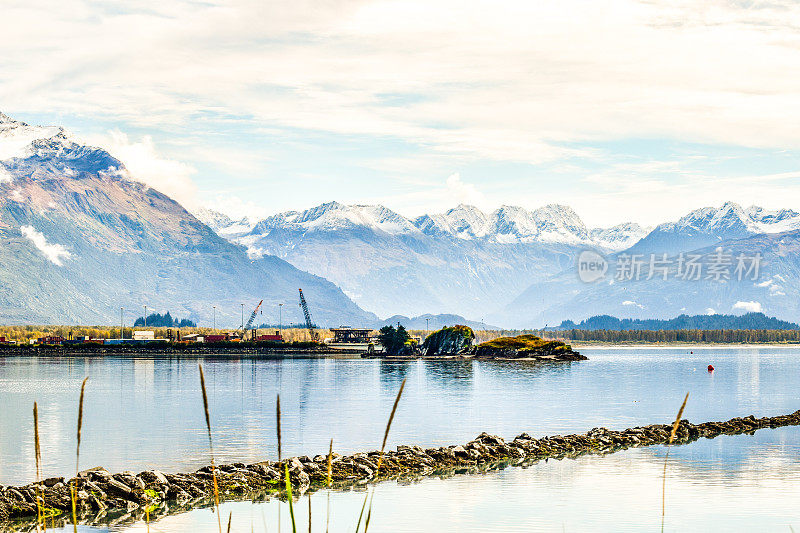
[2,0,800,227]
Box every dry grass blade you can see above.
[362,379,406,533]
[285,464,297,533]
[199,364,223,533]
[277,394,282,462]
[326,439,333,486]
[661,392,689,533]
[375,379,406,475]
[72,377,88,533]
[668,392,689,445]
[308,494,312,533]
[326,439,333,533]
[33,402,43,533]
[354,493,369,533]
[227,511,233,533]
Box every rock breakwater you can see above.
[2,409,799,530]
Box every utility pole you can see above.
[213,306,216,331]
[144,305,147,329]
[241,303,244,331]
[120,307,124,339]
[426,318,429,336]
[279,303,283,331]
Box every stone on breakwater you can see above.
[2,410,800,529]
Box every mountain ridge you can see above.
[0,112,377,327]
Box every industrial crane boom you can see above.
[245,300,263,332]
[298,289,319,342]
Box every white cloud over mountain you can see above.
[4,1,800,226]
[20,225,71,266]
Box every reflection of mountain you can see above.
[0,112,375,326]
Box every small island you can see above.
[382,325,586,361]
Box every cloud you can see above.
[88,130,199,210]
[20,225,71,266]
[705,308,716,315]
[445,173,485,207]
[0,164,12,183]
[622,300,644,309]
[6,1,800,224]
[733,301,762,313]
[203,194,269,222]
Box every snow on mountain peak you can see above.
[0,112,64,161]
[663,202,800,236]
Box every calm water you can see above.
[3,347,800,531]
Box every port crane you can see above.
[236,300,263,341]
[298,289,319,342]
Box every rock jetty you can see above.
[3,409,799,530]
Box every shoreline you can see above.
[3,409,799,530]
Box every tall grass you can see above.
[355,378,406,533]
[277,394,297,533]
[199,364,222,533]
[326,439,333,533]
[71,377,88,533]
[661,392,689,533]
[33,402,43,533]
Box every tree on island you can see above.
[377,324,416,356]
[134,312,197,328]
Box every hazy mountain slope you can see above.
[495,228,800,328]
[221,202,644,318]
[629,201,800,255]
[0,113,376,327]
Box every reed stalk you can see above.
[72,377,87,533]
[277,394,297,533]
[358,379,406,533]
[33,402,43,533]
[199,364,222,533]
[326,439,333,533]
[661,392,689,533]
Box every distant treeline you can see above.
[543,329,800,344]
[554,312,799,332]
[134,312,196,328]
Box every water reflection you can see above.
[109,428,800,532]
[2,348,800,488]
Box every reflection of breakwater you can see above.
[3,409,800,531]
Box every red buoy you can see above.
[707,365,714,372]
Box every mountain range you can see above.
[198,202,649,319]
[553,312,800,331]
[0,112,375,327]
[4,111,800,330]
[201,199,800,327]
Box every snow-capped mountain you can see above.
[0,112,375,326]
[204,201,644,318]
[631,201,800,254]
[590,223,650,251]
[232,202,642,250]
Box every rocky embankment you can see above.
[3,410,800,530]
[420,327,584,361]
[473,334,586,361]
